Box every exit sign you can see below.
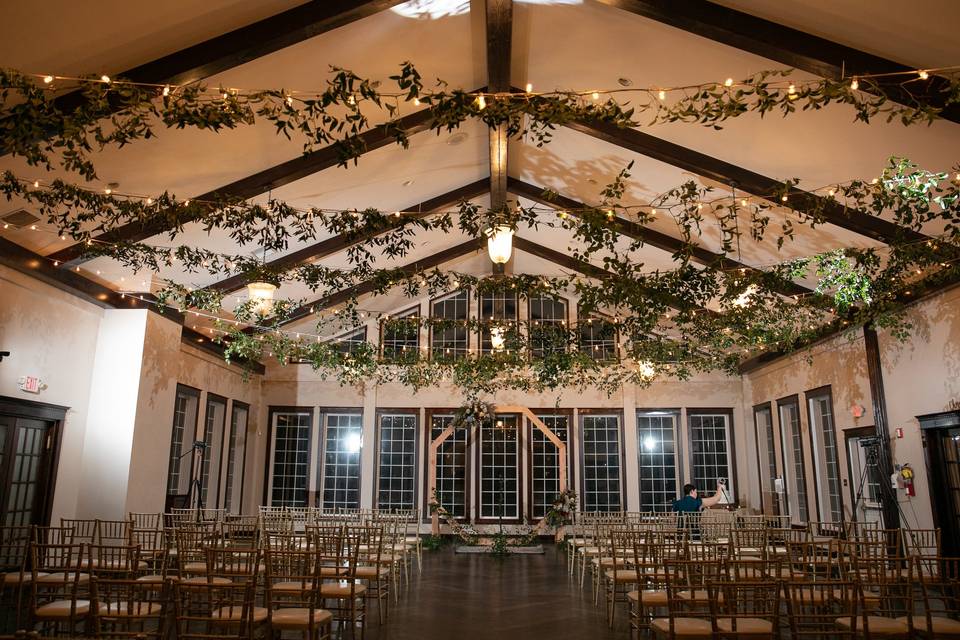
[17,376,42,394]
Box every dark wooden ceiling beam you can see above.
[565,118,928,245]
[596,0,960,124]
[49,107,435,265]
[275,237,486,327]
[508,177,811,297]
[207,178,489,294]
[14,1,403,131]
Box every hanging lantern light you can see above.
[490,325,506,352]
[486,226,514,264]
[247,281,278,315]
[637,360,656,380]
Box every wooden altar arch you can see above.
[428,405,568,535]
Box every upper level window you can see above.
[528,295,568,359]
[330,327,367,355]
[577,312,618,362]
[381,306,420,363]
[479,291,517,355]
[430,290,469,361]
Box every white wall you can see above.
[0,265,103,523]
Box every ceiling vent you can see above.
[1,209,40,228]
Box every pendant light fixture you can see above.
[486,226,514,264]
[246,281,277,316]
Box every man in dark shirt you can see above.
[672,482,725,512]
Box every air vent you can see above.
[2,209,40,228]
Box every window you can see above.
[430,290,469,361]
[320,413,363,511]
[199,395,227,508]
[637,411,679,512]
[376,413,417,512]
[381,306,419,363]
[578,313,618,362]
[778,398,809,523]
[478,414,519,520]
[689,412,734,500]
[478,291,517,355]
[753,404,779,515]
[808,390,843,522]
[430,414,468,518]
[166,385,200,497]
[528,296,568,359]
[581,414,622,512]
[330,327,367,355]
[530,413,569,519]
[269,410,312,507]
[223,402,248,514]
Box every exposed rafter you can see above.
[275,237,486,328]
[485,0,513,275]
[565,118,929,245]
[596,0,960,124]
[206,178,489,294]
[49,108,436,265]
[0,0,404,153]
[507,177,812,297]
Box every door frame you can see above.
[843,425,880,523]
[919,410,960,556]
[0,395,67,526]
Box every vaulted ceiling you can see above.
[1,0,959,343]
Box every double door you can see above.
[0,412,58,526]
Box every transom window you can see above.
[637,411,679,512]
[381,306,420,363]
[376,413,417,512]
[528,295,568,359]
[530,413,568,519]
[689,412,734,500]
[319,413,363,511]
[430,290,469,361]
[581,414,622,512]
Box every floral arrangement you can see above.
[451,399,496,430]
[544,489,578,528]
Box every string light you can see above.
[525,83,533,93]
[657,89,666,100]
[591,91,599,100]
[43,75,53,84]
[724,78,733,87]
[918,70,929,80]
[162,85,170,97]
[476,95,486,110]
[850,78,859,90]
[100,75,111,84]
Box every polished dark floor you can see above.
[370,546,620,640]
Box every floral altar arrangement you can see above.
[451,398,496,430]
[544,489,577,528]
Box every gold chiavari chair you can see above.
[174,524,221,582]
[398,509,422,575]
[317,526,366,640]
[903,556,960,637]
[130,528,169,586]
[785,580,855,639]
[732,527,767,560]
[29,541,88,636]
[627,531,669,640]
[205,547,260,587]
[0,525,37,632]
[354,523,390,624]
[172,580,267,640]
[95,520,132,547]
[903,529,940,561]
[264,547,332,640]
[605,527,643,627]
[716,560,781,639]
[650,559,722,639]
[128,513,162,532]
[835,552,910,638]
[60,519,96,547]
[89,544,165,640]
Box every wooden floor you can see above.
[371,545,620,640]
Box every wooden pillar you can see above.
[863,324,901,530]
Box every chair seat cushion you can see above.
[896,616,960,634]
[98,601,163,616]
[36,572,89,584]
[35,599,91,618]
[355,566,390,579]
[678,590,723,603]
[271,607,333,628]
[136,574,174,584]
[320,582,367,598]
[270,580,313,592]
[212,606,269,623]
[651,617,714,637]
[2,571,46,584]
[183,576,232,585]
[604,569,639,583]
[835,616,909,635]
[181,562,207,574]
[627,589,668,606]
[716,617,774,634]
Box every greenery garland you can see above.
[1,64,958,181]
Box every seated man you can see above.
[672,482,725,513]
